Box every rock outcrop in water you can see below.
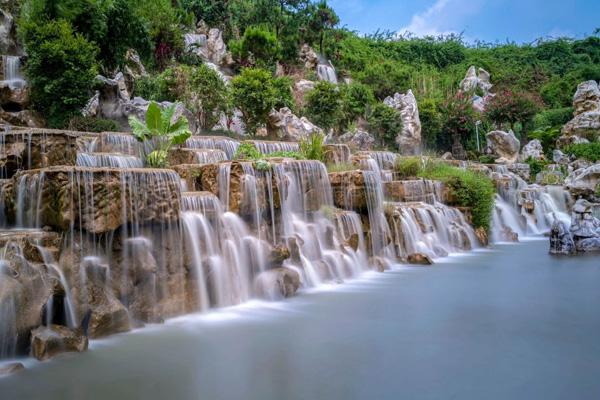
[550,199,600,254]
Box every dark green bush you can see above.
[67,116,119,133]
[533,107,574,129]
[564,143,600,162]
[21,19,98,128]
[305,81,342,133]
[229,25,281,68]
[368,103,403,149]
[394,157,422,178]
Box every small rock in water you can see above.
[407,253,434,265]
[30,325,89,361]
[549,221,576,255]
[0,362,25,376]
[254,268,301,300]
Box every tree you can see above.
[339,82,375,130]
[229,25,282,68]
[368,103,403,149]
[484,89,541,141]
[21,19,98,128]
[440,92,476,157]
[129,102,191,167]
[308,1,339,54]
[188,64,230,130]
[231,68,292,135]
[305,81,342,133]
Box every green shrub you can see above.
[525,157,548,179]
[339,82,375,130]
[188,64,230,130]
[299,132,325,161]
[533,107,574,129]
[327,162,356,173]
[478,155,496,164]
[67,116,119,133]
[21,19,98,128]
[233,142,262,160]
[129,102,191,167]
[368,103,403,149]
[563,142,600,162]
[305,81,342,133]
[528,127,561,156]
[268,150,304,159]
[229,25,281,68]
[394,156,422,178]
[231,68,292,135]
[418,162,496,231]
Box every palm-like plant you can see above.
[129,102,191,167]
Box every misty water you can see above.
[1,239,600,400]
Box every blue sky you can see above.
[328,0,600,43]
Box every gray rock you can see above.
[549,221,575,255]
[521,139,544,162]
[565,163,600,197]
[561,81,600,141]
[335,129,376,151]
[0,362,24,376]
[30,325,88,361]
[460,66,493,95]
[184,28,231,67]
[553,149,569,164]
[486,130,520,164]
[575,237,600,252]
[268,107,322,141]
[383,91,422,155]
[254,267,301,300]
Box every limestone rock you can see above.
[184,28,230,67]
[30,325,88,361]
[486,130,520,164]
[383,91,422,155]
[299,44,319,70]
[565,163,600,197]
[553,149,569,164]
[329,169,367,211]
[124,48,147,80]
[254,267,301,300]
[0,362,24,376]
[460,66,493,95]
[268,107,322,141]
[549,220,575,255]
[561,81,600,141]
[520,139,544,162]
[570,199,600,239]
[335,130,375,151]
[0,8,19,54]
[407,253,433,265]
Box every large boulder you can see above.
[335,129,375,151]
[561,81,600,142]
[383,91,422,155]
[299,44,319,70]
[549,220,575,255]
[565,163,600,197]
[486,130,520,164]
[30,325,88,361]
[520,139,545,162]
[460,66,493,95]
[268,107,322,141]
[184,28,231,67]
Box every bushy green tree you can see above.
[368,103,402,149]
[188,64,231,130]
[418,98,444,151]
[440,93,476,155]
[305,81,342,133]
[229,25,282,68]
[231,68,292,135]
[21,19,98,128]
[485,89,541,140]
[339,82,375,130]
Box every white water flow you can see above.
[0,247,18,359]
[194,149,227,164]
[388,202,477,260]
[76,153,144,168]
[252,141,300,155]
[317,61,338,84]
[15,172,45,228]
[38,246,77,329]
[186,137,240,159]
[2,55,26,90]
[491,166,571,240]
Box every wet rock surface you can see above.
[30,325,88,360]
[486,130,520,164]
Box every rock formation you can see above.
[184,27,232,68]
[486,130,520,164]
[335,129,376,151]
[561,80,600,143]
[565,163,600,198]
[459,66,494,111]
[383,91,421,155]
[268,107,322,141]
[521,139,545,162]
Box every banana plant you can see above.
[128,102,192,167]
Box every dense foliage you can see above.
[563,143,600,162]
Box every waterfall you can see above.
[317,62,338,84]
[1,55,26,90]
[252,141,300,155]
[76,153,144,168]
[491,166,571,240]
[186,137,240,160]
[194,149,227,164]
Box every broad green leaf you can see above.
[129,116,150,142]
[169,117,189,134]
[145,102,162,133]
[161,104,177,134]
[170,129,192,146]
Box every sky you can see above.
[328,0,600,43]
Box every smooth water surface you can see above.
[1,240,599,400]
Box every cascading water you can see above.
[186,136,240,159]
[76,153,144,168]
[1,55,26,90]
[194,149,227,164]
[252,141,300,155]
[317,61,338,84]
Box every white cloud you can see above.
[398,0,484,38]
